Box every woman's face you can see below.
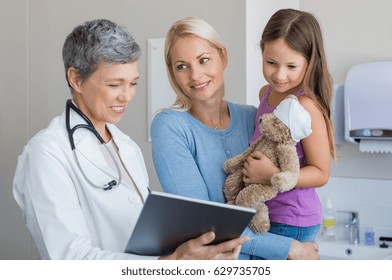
[262,38,308,94]
[169,35,227,103]
[74,62,139,132]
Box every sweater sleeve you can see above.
[151,111,210,199]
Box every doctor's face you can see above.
[73,62,139,131]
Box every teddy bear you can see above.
[223,95,312,233]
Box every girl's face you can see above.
[169,35,227,103]
[74,62,139,133]
[262,38,308,94]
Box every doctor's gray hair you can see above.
[62,19,141,92]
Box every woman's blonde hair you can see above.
[164,17,227,111]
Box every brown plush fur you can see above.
[223,112,300,233]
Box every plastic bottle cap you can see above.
[326,198,333,209]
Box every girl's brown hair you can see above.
[261,9,336,159]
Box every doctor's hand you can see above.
[159,231,250,260]
[243,151,280,185]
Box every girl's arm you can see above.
[296,96,330,188]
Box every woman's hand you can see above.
[159,232,250,260]
[287,240,320,260]
[243,151,279,185]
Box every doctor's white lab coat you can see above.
[13,107,155,259]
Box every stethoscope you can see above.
[65,99,122,191]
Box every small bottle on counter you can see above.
[322,198,336,241]
[364,227,375,245]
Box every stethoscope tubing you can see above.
[66,99,122,190]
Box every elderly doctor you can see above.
[13,19,248,260]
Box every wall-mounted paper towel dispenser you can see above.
[344,61,392,144]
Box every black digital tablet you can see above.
[124,191,255,256]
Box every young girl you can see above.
[243,9,337,242]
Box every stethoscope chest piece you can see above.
[66,99,122,190]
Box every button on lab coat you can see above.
[13,108,155,259]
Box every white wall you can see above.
[1,0,392,260]
[0,0,31,260]
[300,0,392,180]
[246,0,299,106]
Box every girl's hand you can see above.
[243,151,279,185]
[159,232,250,260]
